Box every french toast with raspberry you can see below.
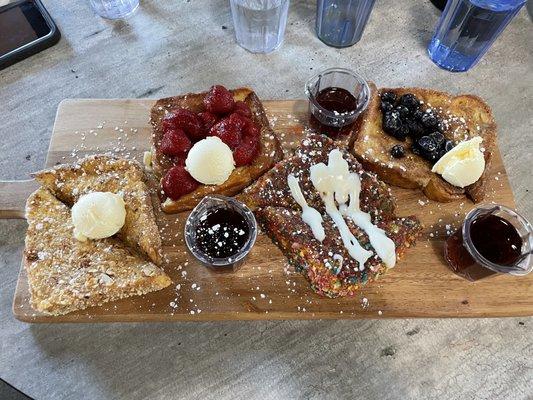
[240,135,421,298]
[24,188,171,316]
[150,85,283,213]
[351,83,497,202]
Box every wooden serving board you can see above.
[4,99,531,323]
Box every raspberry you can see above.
[203,85,235,114]
[233,101,252,118]
[161,166,199,201]
[198,111,218,133]
[228,112,249,130]
[209,117,242,149]
[159,128,192,156]
[242,119,260,140]
[233,137,260,167]
[162,108,203,141]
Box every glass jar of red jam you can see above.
[185,195,258,272]
[445,204,533,281]
[305,67,370,139]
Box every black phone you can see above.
[0,0,60,70]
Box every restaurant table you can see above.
[0,1,531,399]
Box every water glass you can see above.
[89,0,139,20]
[427,0,526,72]
[229,0,290,53]
[316,0,376,47]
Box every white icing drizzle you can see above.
[310,149,396,269]
[287,174,325,242]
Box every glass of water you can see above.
[427,0,526,72]
[89,0,139,20]
[229,0,290,53]
[316,0,376,47]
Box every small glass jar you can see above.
[184,195,258,272]
[444,204,533,281]
[305,67,370,139]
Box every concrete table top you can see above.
[1,1,531,399]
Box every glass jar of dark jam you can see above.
[305,67,370,139]
[445,204,533,281]
[185,195,258,272]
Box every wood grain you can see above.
[7,99,531,322]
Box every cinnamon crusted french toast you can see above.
[33,155,162,264]
[24,188,171,316]
[241,135,421,297]
[352,83,496,202]
[150,86,283,213]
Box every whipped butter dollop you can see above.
[432,136,485,188]
[71,192,126,241]
[185,136,235,185]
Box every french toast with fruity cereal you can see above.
[150,85,283,213]
[240,135,421,298]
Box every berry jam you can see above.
[195,207,249,259]
[309,87,359,138]
[445,214,523,281]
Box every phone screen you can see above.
[0,1,52,57]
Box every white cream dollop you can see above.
[185,137,235,185]
[432,136,485,188]
[71,192,126,241]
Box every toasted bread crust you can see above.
[150,88,283,213]
[33,155,162,264]
[352,83,497,203]
[24,188,171,316]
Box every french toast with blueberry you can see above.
[240,135,421,298]
[351,83,497,202]
[150,85,283,213]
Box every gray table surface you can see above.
[1,1,532,399]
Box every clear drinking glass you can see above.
[89,0,139,20]
[427,0,526,72]
[229,0,290,53]
[316,0,376,47]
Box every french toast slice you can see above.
[33,155,162,264]
[150,87,283,213]
[24,188,171,316]
[352,83,497,202]
[241,134,421,298]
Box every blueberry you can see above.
[381,91,397,104]
[395,124,409,141]
[382,110,402,135]
[395,105,410,118]
[412,109,424,121]
[418,136,437,153]
[411,144,421,156]
[390,144,405,158]
[399,93,420,111]
[444,139,455,152]
[381,101,394,112]
[429,132,445,149]
[406,119,425,139]
[421,112,438,129]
